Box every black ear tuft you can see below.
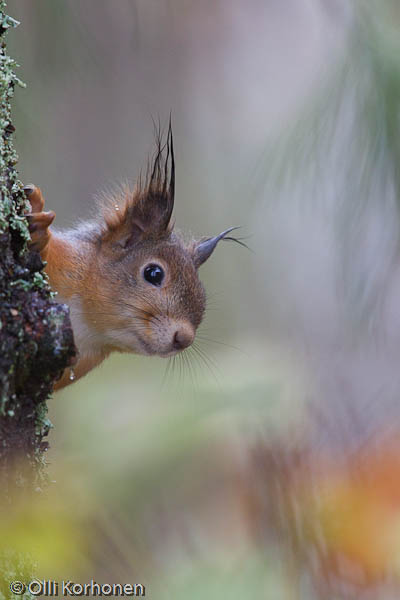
[135,118,175,235]
[96,123,175,248]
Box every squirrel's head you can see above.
[85,125,239,358]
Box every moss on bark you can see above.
[0,3,76,596]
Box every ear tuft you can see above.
[193,227,245,267]
[137,117,175,233]
[95,120,175,246]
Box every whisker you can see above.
[196,334,245,354]
[182,348,196,389]
[162,356,173,388]
[191,342,220,383]
[178,352,184,384]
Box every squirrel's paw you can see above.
[24,184,55,253]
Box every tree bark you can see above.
[0,3,75,595]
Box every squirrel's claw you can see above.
[24,184,55,254]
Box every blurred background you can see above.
[5,0,400,598]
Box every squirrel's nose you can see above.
[172,326,195,351]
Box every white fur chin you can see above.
[58,295,105,359]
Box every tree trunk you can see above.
[0,3,75,595]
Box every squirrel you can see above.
[24,126,240,391]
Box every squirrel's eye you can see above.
[143,264,164,287]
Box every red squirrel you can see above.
[25,127,239,390]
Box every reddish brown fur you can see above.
[25,130,238,391]
[25,163,205,389]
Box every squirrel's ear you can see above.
[193,227,240,267]
[131,120,175,237]
[101,123,175,248]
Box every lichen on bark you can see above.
[0,2,76,595]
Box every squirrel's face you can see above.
[84,126,240,359]
[94,235,207,357]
